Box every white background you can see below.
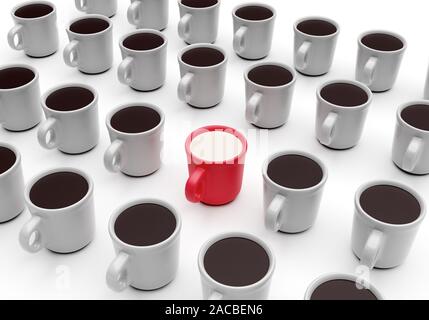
[0,0,428,300]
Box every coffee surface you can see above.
[401,104,429,131]
[46,87,94,112]
[235,5,273,21]
[361,33,404,51]
[182,0,218,8]
[320,83,369,107]
[190,131,243,162]
[310,279,378,300]
[123,33,165,51]
[111,106,161,134]
[0,147,16,175]
[248,65,293,87]
[114,203,176,246]
[70,18,109,34]
[15,3,53,18]
[0,67,35,90]
[204,237,270,287]
[181,47,224,67]
[297,19,337,36]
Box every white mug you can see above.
[0,143,25,223]
[75,0,117,17]
[8,1,59,58]
[127,0,169,31]
[38,84,100,155]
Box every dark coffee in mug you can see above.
[248,65,293,87]
[235,5,273,21]
[360,185,421,225]
[114,203,176,246]
[361,33,404,51]
[0,146,16,175]
[181,0,218,8]
[123,33,165,51]
[320,83,369,107]
[70,18,110,34]
[297,19,337,36]
[401,104,429,131]
[181,47,225,67]
[30,172,89,209]
[14,3,53,19]
[310,279,378,300]
[111,106,161,134]
[204,237,270,287]
[267,155,323,189]
[46,87,94,112]
[0,67,35,90]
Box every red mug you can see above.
[185,125,248,205]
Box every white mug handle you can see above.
[246,92,263,124]
[178,13,192,42]
[178,73,194,103]
[266,194,286,232]
[63,40,79,68]
[208,291,223,300]
[118,57,134,86]
[37,118,59,150]
[7,24,24,51]
[402,137,424,172]
[296,41,311,70]
[360,229,384,269]
[233,26,247,55]
[363,57,378,86]
[320,112,338,146]
[106,251,131,292]
[127,1,141,26]
[19,216,44,253]
[75,0,88,12]
[104,140,123,173]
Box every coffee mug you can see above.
[106,199,181,291]
[198,232,275,300]
[232,3,276,60]
[128,0,169,31]
[118,30,167,92]
[75,0,117,17]
[19,168,95,254]
[178,0,220,44]
[305,273,383,300]
[0,64,42,132]
[356,30,406,92]
[8,1,59,58]
[316,80,373,150]
[64,14,113,74]
[185,125,247,206]
[293,17,339,76]
[178,44,227,108]
[104,103,165,177]
[0,143,25,223]
[351,181,425,269]
[38,84,100,154]
[392,101,429,175]
[244,62,296,129]
[263,151,328,233]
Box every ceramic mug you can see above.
[127,0,169,31]
[8,1,59,57]
[75,0,117,17]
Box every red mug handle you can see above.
[185,168,206,203]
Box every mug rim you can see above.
[397,100,429,135]
[67,14,112,37]
[0,142,21,179]
[178,43,227,70]
[0,63,39,92]
[294,16,340,38]
[358,30,407,54]
[12,0,56,21]
[185,125,248,164]
[24,167,94,214]
[355,180,426,229]
[232,2,276,23]
[119,29,168,54]
[198,232,276,292]
[106,102,165,137]
[244,61,297,89]
[178,0,220,10]
[41,83,98,114]
[262,150,328,193]
[108,198,182,250]
[304,273,384,300]
[317,79,373,110]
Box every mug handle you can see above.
[104,140,124,173]
[63,40,79,68]
[127,1,141,26]
[363,57,378,86]
[208,291,223,300]
[178,73,194,103]
[296,41,311,70]
[246,92,263,124]
[185,167,206,203]
[75,0,88,12]
[118,57,134,86]
[402,137,424,172]
[19,216,45,253]
[320,112,338,146]
[360,229,384,269]
[233,26,248,55]
[7,24,24,51]
[178,13,192,42]
[266,194,286,232]
[37,118,59,150]
[106,251,131,292]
